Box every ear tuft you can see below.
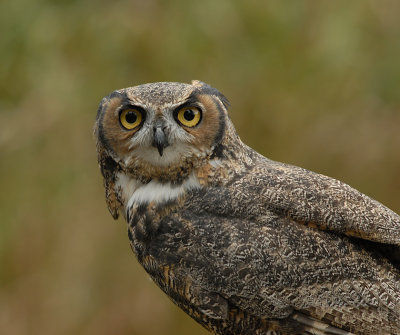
[191,80,230,109]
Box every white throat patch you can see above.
[116,172,201,212]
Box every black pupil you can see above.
[183,109,195,121]
[125,111,137,124]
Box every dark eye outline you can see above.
[118,106,146,131]
[173,105,202,128]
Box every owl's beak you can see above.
[152,126,169,156]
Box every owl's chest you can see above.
[125,194,199,270]
[126,200,206,306]
[118,172,200,246]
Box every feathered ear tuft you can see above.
[191,80,230,109]
[96,145,122,219]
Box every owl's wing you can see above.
[214,157,400,249]
[176,192,400,334]
[176,157,400,332]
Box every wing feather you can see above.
[251,158,400,246]
[177,177,400,333]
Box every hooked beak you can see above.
[152,126,169,156]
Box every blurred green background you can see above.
[1,1,400,334]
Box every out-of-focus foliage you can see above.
[1,1,399,334]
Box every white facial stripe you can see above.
[119,173,201,212]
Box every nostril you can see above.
[153,125,167,133]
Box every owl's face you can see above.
[95,81,229,170]
[95,81,233,217]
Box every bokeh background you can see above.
[1,1,400,334]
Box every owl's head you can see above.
[94,80,235,218]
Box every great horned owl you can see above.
[94,80,400,335]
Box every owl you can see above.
[94,80,400,335]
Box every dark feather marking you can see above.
[96,91,124,150]
[212,96,227,147]
[211,143,226,159]
[127,228,134,243]
[95,98,109,150]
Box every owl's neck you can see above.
[116,170,200,213]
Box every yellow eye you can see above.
[176,107,201,128]
[119,109,143,130]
